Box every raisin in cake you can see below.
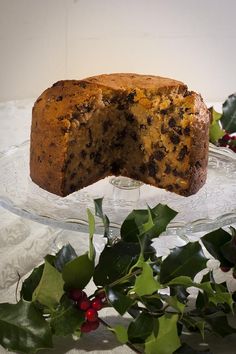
[30,73,210,197]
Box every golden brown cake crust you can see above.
[30,73,209,197]
[85,73,186,92]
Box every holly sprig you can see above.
[209,93,236,151]
[1,199,236,354]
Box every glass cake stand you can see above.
[0,140,236,238]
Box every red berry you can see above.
[85,308,98,322]
[97,291,107,302]
[220,266,231,272]
[81,321,92,333]
[90,319,100,331]
[222,134,231,142]
[92,298,103,311]
[79,298,91,311]
[68,289,84,302]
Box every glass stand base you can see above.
[109,176,143,203]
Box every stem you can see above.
[109,268,142,288]
[15,272,21,303]
[162,303,170,312]
[99,317,143,354]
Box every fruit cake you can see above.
[30,73,210,197]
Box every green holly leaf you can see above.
[208,284,233,311]
[195,320,205,339]
[50,296,84,336]
[181,315,206,339]
[209,291,233,310]
[168,276,220,305]
[161,295,185,314]
[128,312,154,343]
[145,314,180,354]
[168,276,194,287]
[105,287,134,315]
[221,93,236,133]
[133,262,160,297]
[121,204,177,243]
[62,253,94,290]
[93,241,140,286]
[94,198,110,238]
[120,209,148,243]
[209,107,225,143]
[141,294,163,312]
[150,203,178,237]
[201,228,233,267]
[0,299,52,353]
[110,324,128,344]
[20,264,44,301]
[54,244,77,272]
[32,260,64,309]
[205,315,236,337]
[87,208,96,262]
[170,284,190,304]
[160,242,207,284]
[221,239,236,265]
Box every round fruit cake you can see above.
[30,73,210,197]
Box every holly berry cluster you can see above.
[68,288,106,333]
[218,133,236,152]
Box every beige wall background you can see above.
[0,0,236,102]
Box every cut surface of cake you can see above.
[30,73,210,197]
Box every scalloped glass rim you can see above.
[0,140,236,236]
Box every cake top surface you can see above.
[84,73,187,92]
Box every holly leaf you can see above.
[142,294,163,312]
[105,287,134,315]
[133,262,160,297]
[221,239,236,265]
[32,260,64,309]
[110,324,128,344]
[121,204,177,243]
[87,208,96,262]
[168,276,213,295]
[201,228,233,267]
[161,295,185,314]
[54,244,77,272]
[62,253,94,290]
[209,291,233,310]
[20,264,44,301]
[94,198,110,238]
[120,209,150,242]
[160,242,207,284]
[145,314,180,354]
[50,296,84,336]
[150,203,178,237]
[0,299,52,353]
[168,276,194,287]
[195,320,205,339]
[221,93,236,133]
[128,312,153,343]
[209,284,233,311]
[209,107,224,143]
[93,241,140,286]
[181,315,206,339]
[170,285,190,304]
[205,315,236,337]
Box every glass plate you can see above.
[0,140,236,236]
